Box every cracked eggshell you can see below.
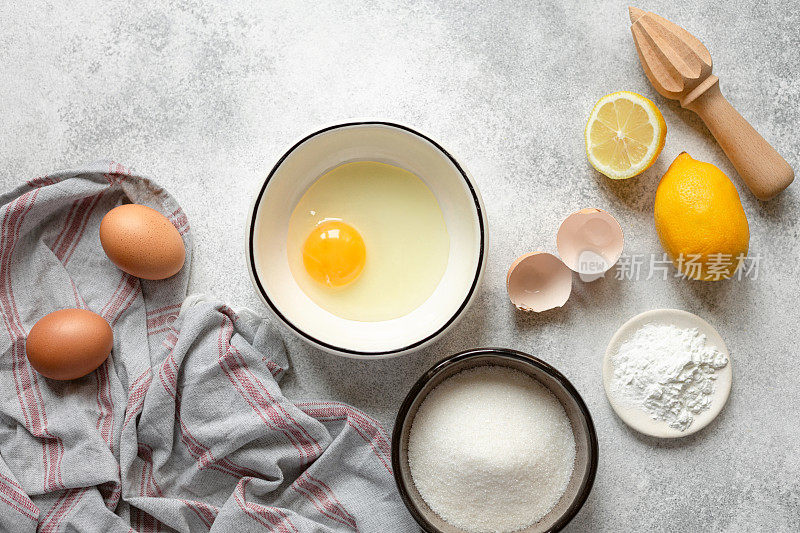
[557,208,623,277]
[506,252,573,312]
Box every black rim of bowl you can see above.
[391,347,599,533]
[247,121,486,356]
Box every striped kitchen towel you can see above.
[0,162,416,532]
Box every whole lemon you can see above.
[654,153,749,281]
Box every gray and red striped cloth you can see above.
[0,162,416,532]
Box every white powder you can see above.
[407,366,576,533]
[610,323,728,431]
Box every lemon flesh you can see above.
[585,91,666,179]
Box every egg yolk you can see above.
[302,221,366,288]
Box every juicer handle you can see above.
[685,80,794,200]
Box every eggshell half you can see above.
[100,204,186,280]
[557,208,623,277]
[506,252,573,312]
[26,309,113,380]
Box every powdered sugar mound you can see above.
[610,323,728,431]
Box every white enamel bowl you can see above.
[246,122,487,358]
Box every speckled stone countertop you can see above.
[2,1,798,531]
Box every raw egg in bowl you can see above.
[247,122,487,358]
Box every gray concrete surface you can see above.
[2,1,798,531]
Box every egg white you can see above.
[286,161,449,322]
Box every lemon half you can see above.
[585,91,666,179]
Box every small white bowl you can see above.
[602,309,732,438]
[246,122,487,358]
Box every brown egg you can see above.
[100,204,185,280]
[26,309,113,380]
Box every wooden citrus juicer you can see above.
[629,6,794,200]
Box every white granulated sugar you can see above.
[407,366,576,533]
[610,323,729,431]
